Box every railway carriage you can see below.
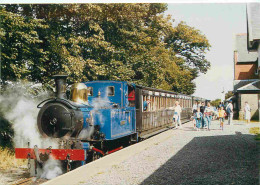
[135,85,193,138]
[15,75,203,175]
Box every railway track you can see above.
[12,177,34,185]
[12,177,48,185]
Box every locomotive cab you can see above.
[84,81,136,141]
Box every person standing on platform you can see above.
[218,102,223,110]
[226,100,233,125]
[244,101,251,124]
[194,108,203,131]
[197,101,201,110]
[192,101,198,128]
[173,101,182,128]
[205,102,214,130]
[218,106,226,130]
[200,102,206,128]
[192,101,198,113]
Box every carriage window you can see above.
[88,87,93,96]
[143,95,150,112]
[107,86,115,96]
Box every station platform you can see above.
[44,120,259,185]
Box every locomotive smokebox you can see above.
[53,75,68,99]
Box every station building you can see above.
[233,3,260,121]
[233,34,258,120]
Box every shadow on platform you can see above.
[140,133,258,185]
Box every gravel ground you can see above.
[81,120,259,185]
[0,167,29,185]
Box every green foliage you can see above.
[1,4,211,94]
[0,8,48,83]
[211,98,221,107]
[0,114,13,148]
[225,91,234,100]
[165,21,211,78]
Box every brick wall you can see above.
[234,51,258,80]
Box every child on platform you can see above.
[194,108,203,131]
[218,107,225,130]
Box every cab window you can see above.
[107,86,115,96]
[88,87,93,96]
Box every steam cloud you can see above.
[40,156,63,180]
[78,92,110,139]
[0,82,57,148]
[0,81,62,179]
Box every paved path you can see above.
[44,120,259,185]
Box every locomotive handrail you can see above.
[37,97,121,109]
[37,98,56,108]
[37,98,93,109]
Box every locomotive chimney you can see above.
[53,75,68,99]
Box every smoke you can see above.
[77,91,111,140]
[40,156,63,180]
[91,93,111,128]
[91,95,111,110]
[0,81,58,148]
[78,128,93,140]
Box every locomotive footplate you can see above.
[15,147,85,161]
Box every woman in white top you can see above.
[244,101,251,123]
[192,102,198,113]
[173,101,182,128]
[204,102,214,130]
[192,102,198,128]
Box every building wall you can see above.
[238,93,259,120]
[234,51,258,80]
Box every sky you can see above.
[166,3,247,100]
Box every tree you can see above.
[0,8,48,83]
[225,91,234,100]
[211,99,221,107]
[0,114,13,148]
[165,21,211,75]
[1,4,211,95]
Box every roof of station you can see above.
[235,34,257,63]
[247,3,260,51]
[237,80,260,92]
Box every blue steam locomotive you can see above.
[15,75,206,174]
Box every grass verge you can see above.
[249,127,260,140]
[0,147,26,170]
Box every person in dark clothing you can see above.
[200,102,206,128]
[218,102,224,110]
